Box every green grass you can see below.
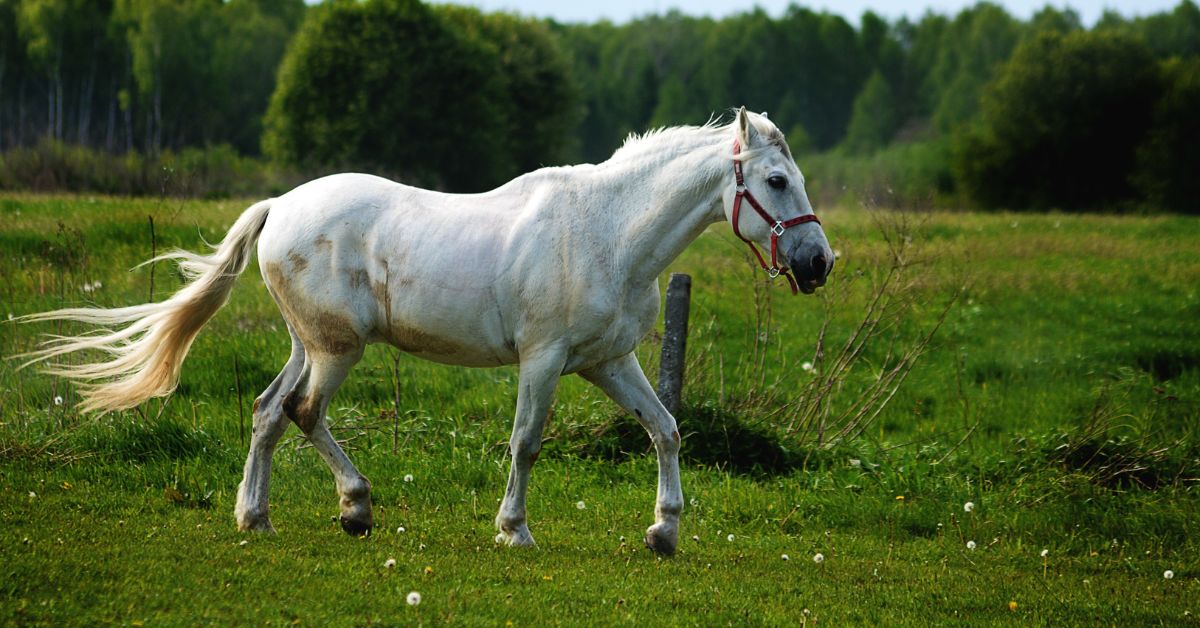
[1,194,1198,624]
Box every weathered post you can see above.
[657,273,692,417]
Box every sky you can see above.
[436,0,1184,26]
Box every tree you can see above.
[955,31,1161,210]
[842,70,899,153]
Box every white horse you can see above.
[22,108,832,555]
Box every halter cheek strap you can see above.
[731,139,821,295]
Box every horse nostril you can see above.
[811,254,827,278]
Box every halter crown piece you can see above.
[729,139,821,295]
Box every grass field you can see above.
[1,193,1198,624]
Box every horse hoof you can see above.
[644,524,678,556]
[339,516,373,537]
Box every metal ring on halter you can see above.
[767,267,780,278]
[771,222,785,236]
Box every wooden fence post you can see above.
[657,273,691,417]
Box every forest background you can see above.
[1,0,1198,212]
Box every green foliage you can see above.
[955,31,1161,210]
[263,0,573,191]
[1133,58,1200,213]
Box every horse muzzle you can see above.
[788,244,834,294]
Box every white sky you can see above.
[434,0,1183,26]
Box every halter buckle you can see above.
[771,222,786,237]
[766,267,780,279]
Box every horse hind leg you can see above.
[281,347,373,536]
[236,328,306,532]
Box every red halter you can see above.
[730,139,821,294]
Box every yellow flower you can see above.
[1008,601,1018,611]
[424,566,433,575]
[895,495,905,501]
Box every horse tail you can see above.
[17,199,274,413]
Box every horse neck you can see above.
[597,136,729,287]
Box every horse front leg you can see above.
[495,346,566,547]
[580,352,683,556]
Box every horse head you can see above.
[723,107,834,294]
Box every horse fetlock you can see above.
[644,521,679,556]
[338,484,373,537]
[235,504,275,533]
[495,524,536,547]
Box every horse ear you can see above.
[735,106,761,147]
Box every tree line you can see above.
[1,0,1198,210]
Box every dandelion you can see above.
[424,566,433,575]
[1164,570,1175,580]
[1040,549,1049,558]
[397,526,406,534]
[53,396,63,406]
[966,540,976,550]
[963,501,975,513]
[384,558,396,569]
[895,495,904,501]
[781,554,790,561]
[406,591,421,606]
[726,534,735,542]
[404,474,414,483]
[1008,601,1018,611]
[801,361,814,372]
[813,553,824,563]
[576,501,586,510]
[28,491,36,498]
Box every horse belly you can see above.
[372,291,516,367]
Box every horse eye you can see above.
[767,175,788,190]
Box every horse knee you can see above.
[510,435,541,464]
[653,426,681,456]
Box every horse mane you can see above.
[609,112,791,164]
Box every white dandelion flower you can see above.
[966,540,977,550]
[1040,549,1049,558]
[781,554,789,561]
[576,501,586,510]
[963,501,975,513]
[384,558,396,569]
[397,526,406,533]
[801,361,814,372]
[406,591,421,606]
[1164,570,1174,580]
[404,474,414,483]
[53,396,63,406]
[726,534,735,542]
[813,553,824,563]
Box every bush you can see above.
[955,31,1161,210]
[1133,58,1200,213]
[0,139,282,198]
[262,0,575,192]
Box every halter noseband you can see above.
[730,139,821,295]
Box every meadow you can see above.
[1,193,1197,624]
